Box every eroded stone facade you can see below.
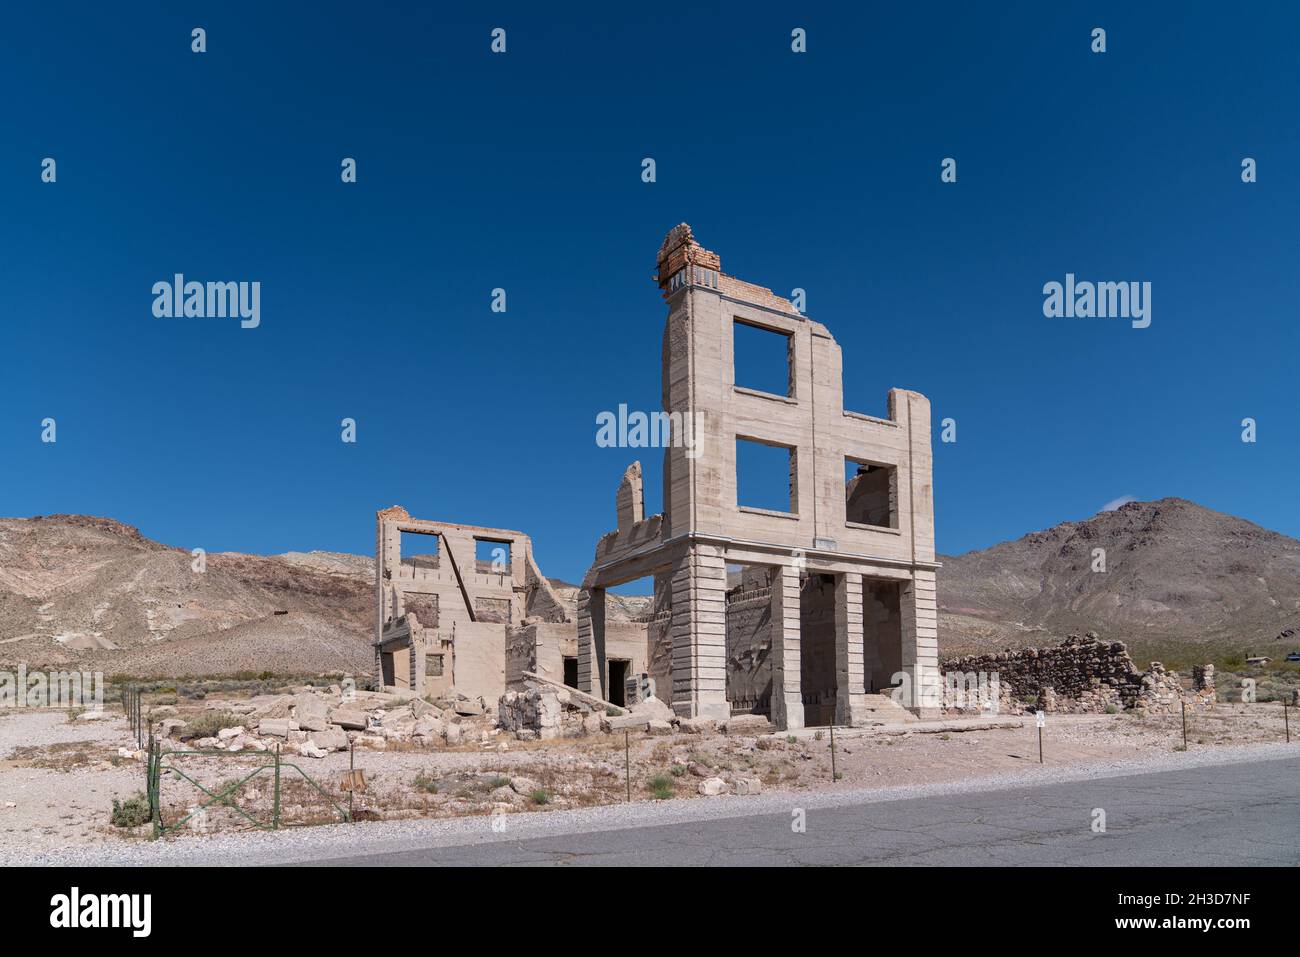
[577,224,940,729]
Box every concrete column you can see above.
[769,564,804,730]
[901,570,941,718]
[669,544,728,720]
[576,587,607,700]
[834,574,867,725]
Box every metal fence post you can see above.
[1181,700,1188,749]
[624,730,630,803]
[272,745,282,830]
[829,724,838,781]
[1285,701,1291,744]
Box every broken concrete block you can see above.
[298,715,328,733]
[721,714,772,735]
[630,697,675,722]
[297,742,328,759]
[411,697,444,718]
[734,777,763,795]
[646,719,673,736]
[329,708,367,730]
[677,716,716,735]
[309,728,348,751]
[253,695,294,720]
[293,693,329,723]
[697,777,727,796]
[453,698,484,717]
[607,715,651,732]
[217,726,245,741]
[257,718,292,738]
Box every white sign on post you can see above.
[1035,710,1046,729]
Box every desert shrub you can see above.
[646,774,674,800]
[178,710,240,740]
[530,789,551,805]
[111,793,150,828]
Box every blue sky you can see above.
[2,1,1297,583]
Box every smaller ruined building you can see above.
[373,507,653,707]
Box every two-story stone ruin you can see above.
[374,224,941,729]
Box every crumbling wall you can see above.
[724,573,772,715]
[523,551,569,623]
[941,633,1216,715]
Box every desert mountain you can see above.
[4,499,1297,679]
[0,516,645,679]
[0,515,374,677]
[939,498,1300,657]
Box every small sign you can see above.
[1035,710,1046,729]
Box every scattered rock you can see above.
[721,715,772,734]
[329,708,368,731]
[697,777,727,796]
[257,718,293,738]
[677,716,716,735]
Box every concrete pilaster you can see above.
[901,570,941,718]
[769,564,805,730]
[669,545,729,720]
[834,573,867,725]
[576,587,606,700]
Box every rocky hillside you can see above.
[5,499,1298,678]
[939,498,1300,656]
[0,515,373,676]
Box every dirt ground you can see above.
[0,697,1292,858]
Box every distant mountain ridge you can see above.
[938,498,1300,655]
[3,498,1297,677]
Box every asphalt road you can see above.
[307,755,1300,866]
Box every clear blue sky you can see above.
[2,1,1297,583]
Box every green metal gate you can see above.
[145,736,351,837]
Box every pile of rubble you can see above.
[154,685,499,758]
[152,680,776,758]
[941,632,1216,715]
[498,683,772,740]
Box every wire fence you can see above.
[145,734,351,838]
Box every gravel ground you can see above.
[6,740,1294,866]
[1,700,1293,865]
[0,708,145,853]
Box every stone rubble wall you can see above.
[941,633,1216,716]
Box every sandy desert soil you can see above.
[0,696,1292,862]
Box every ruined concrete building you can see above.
[374,225,940,730]
[373,508,651,705]
[373,508,564,700]
[576,224,939,727]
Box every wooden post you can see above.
[624,730,631,803]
